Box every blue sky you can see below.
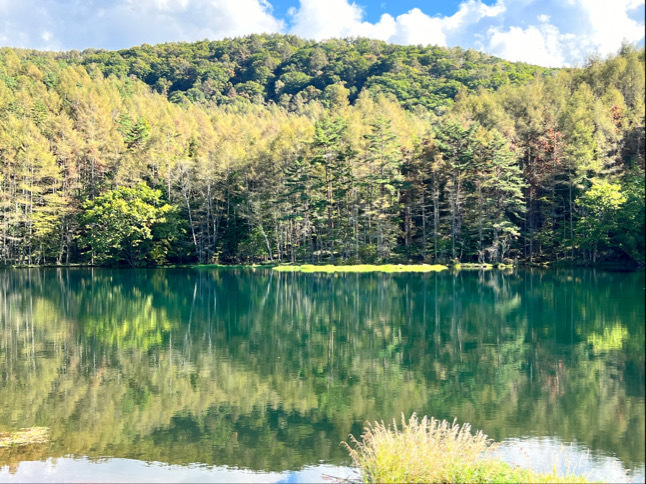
[269,0,469,23]
[0,0,644,67]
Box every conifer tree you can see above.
[363,115,403,260]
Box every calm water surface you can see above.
[0,268,644,482]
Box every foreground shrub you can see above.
[343,414,588,483]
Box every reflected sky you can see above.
[0,459,356,483]
[1,440,644,484]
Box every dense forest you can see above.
[0,34,643,266]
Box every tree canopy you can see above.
[0,37,643,266]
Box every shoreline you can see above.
[1,261,642,271]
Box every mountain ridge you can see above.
[4,34,553,112]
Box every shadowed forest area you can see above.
[0,35,643,266]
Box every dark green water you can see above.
[0,268,644,482]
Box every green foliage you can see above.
[575,180,626,260]
[80,183,178,266]
[615,173,646,263]
[73,35,551,110]
[478,131,526,261]
[118,114,151,152]
[363,116,403,260]
[434,120,478,260]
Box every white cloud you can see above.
[488,24,569,67]
[288,1,447,45]
[442,0,505,32]
[146,0,191,12]
[483,0,645,66]
[387,9,447,46]
[354,14,398,41]
[572,0,645,56]
[107,0,284,41]
[288,0,504,47]
[289,0,363,39]
[0,0,283,51]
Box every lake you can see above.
[0,267,644,482]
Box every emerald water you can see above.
[1,267,644,482]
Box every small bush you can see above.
[343,414,588,483]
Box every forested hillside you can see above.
[0,35,643,266]
[77,35,547,111]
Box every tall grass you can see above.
[343,414,589,483]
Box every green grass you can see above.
[0,427,49,448]
[273,264,448,273]
[343,414,589,484]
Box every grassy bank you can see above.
[343,415,588,483]
[273,264,448,273]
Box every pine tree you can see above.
[479,132,526,262]
[363,115,403,260]
[309,116,352,262]
[434,120,476,261]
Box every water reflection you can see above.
[2,441,643,483]
[0,459,358,483]
[0,267,644,479]
[496,437,645,483]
